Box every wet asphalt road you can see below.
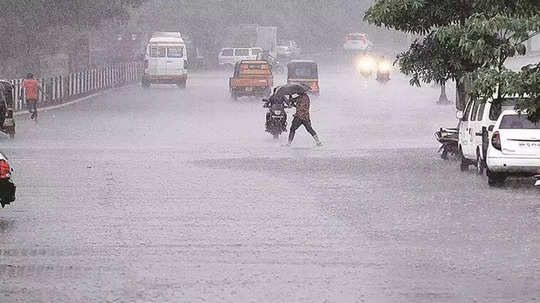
[1,64,539,303]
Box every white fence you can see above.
[10,62,143,112]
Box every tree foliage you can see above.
[365,0,540,121]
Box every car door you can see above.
[148,45,167,76]
[459,99,474,158]
[166,46,185,76]
[219,48,234,66]
[467,99,482,159]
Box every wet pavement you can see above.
[1,64,539,302]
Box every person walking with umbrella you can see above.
[287,90,322,146]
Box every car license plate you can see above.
[245,87,253,92]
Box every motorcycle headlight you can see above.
[356,57,375,72]
[378,61,392,72]
[273,110,282,115]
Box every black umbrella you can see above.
[273,83,311,97]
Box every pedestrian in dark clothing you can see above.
[288,92,322,146]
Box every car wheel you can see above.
[459,148,469,172]
[177,79,187,89]
[487,170,506,187]
[476,151,484,175]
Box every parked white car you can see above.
[218,47,263,69]
[277,40,300,58]
[142,32,188,88]
[343,33,373,53]
[486,110,540,186]
[457,97,520,174]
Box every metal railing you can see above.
[10,62,143,112]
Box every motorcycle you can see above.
[435,127,459,160]
[0,152,16,208]
[263,97,288,140]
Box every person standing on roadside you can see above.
[287,92,322,146]
[20,73,43,120]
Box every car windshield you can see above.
[221,49,233,56]
[235,49,249,56]
[499,114,540,129]
[290,67,316,78]
[167,47,184,58]
[150,46,166,58]
[349,34,366,41]
[489,98,522,120]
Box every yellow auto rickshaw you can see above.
[287,60,319,96]
[0,80,15,139]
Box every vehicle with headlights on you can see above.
[355,55,376,78]
[486,110,540,187]
[375,57,392,82]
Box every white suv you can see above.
[218,47,263,69]
[457,97,520,174]
[486,110,540,186]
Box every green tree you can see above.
[365,0,540,119]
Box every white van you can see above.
[142,32,188,88]
[457,97,520,174]
[218,47,263,69]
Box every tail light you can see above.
[345,35,350,41]
[144,59,149,69]
[491,131,502,150]
[311,82,318,90]
[0,160,10,179]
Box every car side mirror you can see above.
[488,125,494,132]
[456,111,464,120]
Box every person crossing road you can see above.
[287,92,322,146]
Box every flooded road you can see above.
[1,64,539,302]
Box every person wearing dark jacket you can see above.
[288,92,322,146]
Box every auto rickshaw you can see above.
[0,80,15,139]
[287,60,319,95]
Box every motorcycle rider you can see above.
[288,92,322,146]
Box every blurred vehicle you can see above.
[344,33,373,54]
[263,94,289,140]
[218,47,262,70]
[435,127,459,160]
[277,40,300,59]
[486,110,540,187]
[256,51,283,73]
[457,97,521,174]
[0,151,16,208]
[287,60,319,95]
[142,32,188,88]
[229,60,273,100]
[376,57,392,82]
[355,55,376,78]
[0,80,15,139]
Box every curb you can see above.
[14,84,135,117]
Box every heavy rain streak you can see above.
[1,1,540,302]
